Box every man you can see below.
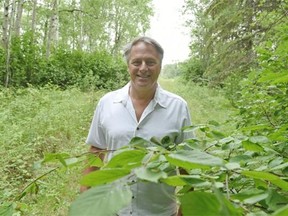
[81,36,192,215]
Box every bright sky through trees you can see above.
[147,0,191,65]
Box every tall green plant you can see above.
[235,21,288,152]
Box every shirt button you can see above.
[136,127,140,130]
[132,196,135,199]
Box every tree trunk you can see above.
[3,0,16,87]
[31,0,37,39]
[2,0,9,50]
[14,0,24,36]
[46,0,59,58]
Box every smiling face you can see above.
[128,42,162,92]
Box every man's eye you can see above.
[132,61,141,66]
[147,61,156,66]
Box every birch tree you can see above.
[46,0,58,58]
[14,0,24,36]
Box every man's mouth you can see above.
[137,74,150,78]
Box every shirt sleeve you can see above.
[85,100,106,149]
[176,102,195,143]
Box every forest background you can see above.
[0,0,288,215]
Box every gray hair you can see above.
[123,36,164,64]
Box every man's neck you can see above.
[129,84,157,101]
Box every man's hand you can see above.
[80,146,105,193]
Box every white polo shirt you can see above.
[86,82,192,216]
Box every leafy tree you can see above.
[0,0,153,87]
[183,0,287,85]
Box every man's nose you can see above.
[139,61,148,71]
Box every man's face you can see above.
[128,42,162,90]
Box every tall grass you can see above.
[0,86,105,215]
[0,79,235,215]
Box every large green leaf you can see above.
[179,192,221,216]
[161,175,207,187]
[242,171,288,190]
[129,137,152,148]
[231,189,266,201]
[214,187,242,216]
[134,167,167,183]
[166,150,224,170]
[266,189,288,211]
[243,193,269,204]
[271,205,288,216]
[80,168,131,186]
[69,183,132,216]
[105,149,145,169]
[242,140,264,152]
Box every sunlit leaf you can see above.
[210,130,226,139]
[271,204,288,216]
[41,153,70,164]
[69,183,132,216]
[166,150,224,170]
[266,189,288,211]
[242,140,264,152]
[80,168,131,186]
[87,154,103,167]
[161,175,206,187]
[249,136,269,144]
[243,193,269,204]
[129,137,151,147]
[213,187,242,215]
[105,149,145,169]
[231,189,265,201]
[180,192,219,216]
[229,155,252,163]
[134,167,167,183]
[242,171,288,190]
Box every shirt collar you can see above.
[113,82,130,106]
[113,82,168,108]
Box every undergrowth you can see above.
[0,80,234,215]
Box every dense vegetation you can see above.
[0,79,233,215]
[1,0,287,215]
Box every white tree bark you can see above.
[46,0,59,58]
[14,0,24,36]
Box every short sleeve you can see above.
[176,102,195,143]
[86,100,106,149]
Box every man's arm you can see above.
[80,145,105,193]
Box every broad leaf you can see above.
[161,175,207,187]
[105,149,145,169]
[271,204,288,216]
[249,136,269,144]
[214,187,242,216]
[231,189,265,201]
[179,192,221,216]
[41,153,70,166]
[242,140,264,152]
[243,193,269,204]
[80,168,130,186]
[129,137,151,148]
[242,171,288,190]
[266,189,288,211]
[87,154,103,167]
[69,183,132,216]
[166,150,224,170]
[134,167,167,183]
